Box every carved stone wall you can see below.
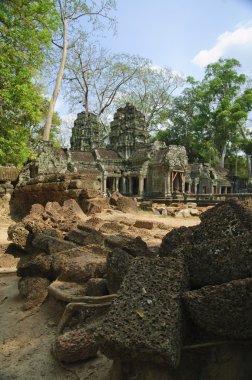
[70,112,104,152]
[109,103,149,159]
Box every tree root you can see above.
[48,282,117,304]
[57,301,112,334]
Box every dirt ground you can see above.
[0,210,200,380]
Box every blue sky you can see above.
[57,0,252,119]
[102,0,252,78]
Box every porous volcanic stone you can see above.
[183,277,252,339]
[66,227,104,246]
[32,233,77,254]
[115,196,138,213]
[53,329,98,363]
[134,220,154,230]
[104,235,149,257]
[81,197,109,215]
[52,246,107,283]
[193,200,252,243]
[106,248,133,293]
[178,236,252,288]
[18,276,50,310]
[8,223,30,250]
[17,253,53,278]
[159,226,194,257]
[85,278,108,296]
[97,256,189,368]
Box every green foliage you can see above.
[160,59,252,169]
[115,65,184,131]
[0,0,59,166]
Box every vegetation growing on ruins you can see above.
[0,1,251,177]
[155,59,252,174]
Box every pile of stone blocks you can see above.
[95,200,252,377]
[8,200,109,309]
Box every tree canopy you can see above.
[156,59,252,174]
[0,0,59,166]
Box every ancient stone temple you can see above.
[70,112,104,151]
[68,103,189,198]
[109,103,149,159]
[13,103,235,212]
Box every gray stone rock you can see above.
[32,233,77,254]
[106,248,132,293]
[53,329,98,363]
[18,276,50,310]
[97,256,189,368]
[183,277,252,339]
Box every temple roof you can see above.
[71,151,95,163]
[95,148,122,160]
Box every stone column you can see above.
[115,177,119,192]
[103,175,107,193]
[122,177,127,194]
[182,174,185,193]
[128,177,133,195]
[138,176,144,197]
[164,173,169,197]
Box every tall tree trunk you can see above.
[220,143,227,168]
[43,19,68,141]
[247,155,252,178]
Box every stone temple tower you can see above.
[70,112,103,151]
[109,103,149,159]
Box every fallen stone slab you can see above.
[85,278,108,296]
[133,220,154,230]
[183,277,252,339]
[162,235,252,288]
[115,196,138,213]
[32,233,77,254]
[8,223,30,250]
[97,256,189,368]
[104,235,149,257]
[159,226,194,258]
[17,253,53,278]
[18,276,50,310]
[66,228,104,246]
[106,248,133,293]
[53,329,98,363]
[81,197,110,215]
[52,247,107,283]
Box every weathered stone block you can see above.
[17,253,53,278]
[183,277,252,339]
[133,220,153,229]
[166,236,252,288]
[106,248,133,293]
[8,223,30,250]
[81,197,109,215]
[52,247,107,283]
[66,228,104,246]
[53,329,98,363]
[159,226,194,257]
[97,257,189,368]
[85,278,108,296]
[32,233,77,254]
[104,235,149,257]
[18,276,50,310]
[115,196,138,213]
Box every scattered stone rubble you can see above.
[97,200,252,378]
[143,201,204,217]
[6,198,252,377]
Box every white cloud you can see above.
[192,25,252,67]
